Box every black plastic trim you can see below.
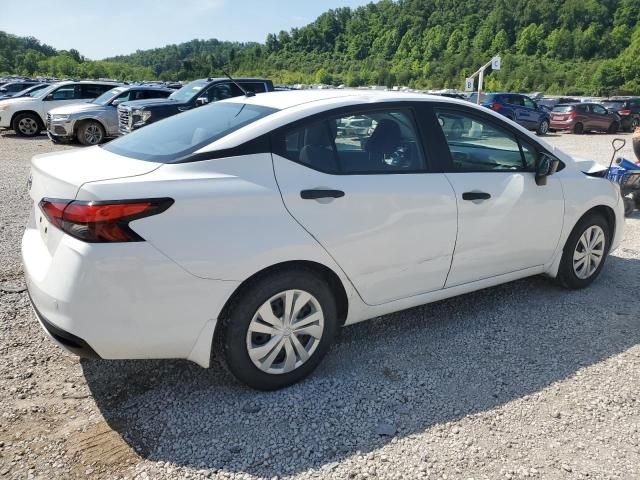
[27,288,101,359]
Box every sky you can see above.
[0,0,372,60]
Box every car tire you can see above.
[628,117,640,132]
[608,121,619,134]
[624,195,635,217]
[214,267,338,390]
[12,113,42,137]
[536,119,549,136]
[77,121,105,146]
[556,213,611,289]
[573,122,584,135]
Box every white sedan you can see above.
[23,90,625,390]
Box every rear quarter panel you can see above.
[75,154,356,294]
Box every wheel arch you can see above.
[217,260,349,329]
[10,110,44,127]
[579,205,616,243]
[74,117,106,136]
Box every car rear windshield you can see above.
[601,101,625,109]
[102,102,277,162]
[552,105,574,112]
[468,93,497,103]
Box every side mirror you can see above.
[45,94,54,101]
[195,97,209,106]
[111,100,121,107]
[535,153,560,186]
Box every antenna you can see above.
[222,70,255,97]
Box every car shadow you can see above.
[82,254,640,477]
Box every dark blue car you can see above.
[469,92,550,136]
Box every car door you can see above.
[505,95,528,126]
[591,104,611,131]
[272,104,458,306]
[431,106,564,287]
[41,84,82,120]
[521,95,541,128]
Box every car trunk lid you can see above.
[29,146,162,203]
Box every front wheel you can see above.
[536,119,549,136]
[12,113,42,137]
[77,120,105,146]
[608,121,619,134]
[573,122,584,135]
[557,213,611,289]
[214,268,338,390]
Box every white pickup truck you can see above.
[0,81,119,137]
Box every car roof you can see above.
[224,89,468,111]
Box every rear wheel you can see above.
[608,121,619,134]
[77,120,105,146]
[557,213,611,289]
[628,117,640,132]
[573,122,584,135]
[12,113,42,137]
[214,268,338,390]
[536,119,549,136]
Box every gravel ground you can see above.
[1,130,639,480]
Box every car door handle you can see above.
[462,191,491,201]
[300,189,345,200]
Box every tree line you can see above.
[2,0,640,95]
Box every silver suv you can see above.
[47,85,172,145]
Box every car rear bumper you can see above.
[550,120,574,130]
[22,210,239,366]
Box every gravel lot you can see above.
[1,130,639,480]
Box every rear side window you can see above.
[242,82,268,94]
[552,105,574,112]
[80,84,114,99]
[277,108,426,173]
[103,102,276,162]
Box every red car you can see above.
[550,103,621,134]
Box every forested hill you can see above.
[3,0,640,94]
[0,31,154,80]
[105,0,640,94]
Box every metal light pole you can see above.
[464,56,501,103]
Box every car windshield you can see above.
[552,105,574,112]
[168,79,208,102]
[93,87,127,105]
[18,84,47,96]
[102,102,277,162]
[30,83,60,99]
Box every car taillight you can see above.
[569,111,577,119]
[39,198,174,243]
[490,103,503,111]
[619,109,631,116]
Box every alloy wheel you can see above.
[573,225,605,279]
[84,124,103,145]
[539,120,549,134]
[246,289,324,375]
[18,117,39,135]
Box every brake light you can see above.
[39,198,174,243]
[490,103,503,111]
[569,111,577,119]
[619,109,631,116]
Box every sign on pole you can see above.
[491,56,501,70]
[464,77,474,92]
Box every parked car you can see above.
[0,83,49,101]
[0,80,42,99]
[0,81,119,137]
[536,97,580,111]
[117,77,274,134]
[23,91,624,390]
[550,103,621,134]
[551,103,620,135]
[601,97,640,132]
[47,85,173,145]
[470,92,550,135]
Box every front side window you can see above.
[202,83,240,103]
[435,109,525,171]
[279,108,425,173]
[103,102,276,162]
